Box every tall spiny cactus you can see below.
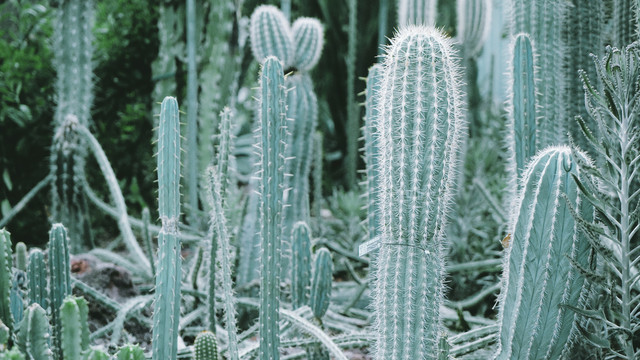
[48,224,71,360]
[185,0,199,226]
[250,5,293,66]
[291,18,324,72]
[456,0,492,57]
[16,304,52,360]
[194,331,219,360]
[398,0,437,27]
[507,33,538,187]
[364,64,384,245]
[494,146,593,360]
[257,56,287,360]
[510,0,567,149]
[50,0,95,250]
[27,249,47,309]
[0,230,13,333]
[291,221,312,309]
[372,26,464,360]
[345,0,359,189]
[152,96,182,360]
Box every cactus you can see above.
[60,296,89,360]
[48,224,71,360]
[456,0,492,57]
[194,331,219,360]
[373,26,464,360]
[310,248,333,319]
[494,146,593,360]
[507,33,538,184]
[15,243,26,273]
[510,0,567,149]
[613,0,636,47]
[9,273,23,326]
[257,56,287,360]
[141,208,155,277]
[114,345,145,360]
[291,18,324,72]
[27,249,47,309]
[364,64,384,245]
[0,230,12,333]
[282,74,318,271]
[250,5,293,66]
[398,0,437,27]
[152,96,182,360]
[50,0,95,250]
[216,107,234,206]
[0,319,8,349]
[206,168,239,360]
[345,0,359,189]
[83,348,109,360]
[291,222,312,309]
[16,304,52,360]
[312,132,323,218]
[236,180,260,288]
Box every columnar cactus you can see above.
[510,0,567,149]
[194,331,219,360]
[115,345,145,360]
[16,304,52,360]
[507,33,537,184]
[456,0,492,57]
[257,56,287,360]
[0,230,12,332]
[83,348,109,360]
[291,222,312,309]
[48,224,71,360]
[10,273,23,326]
[613,0,636,47]
[152,96,182,360]
[310,248,333,319]
[216,107,233,205]
[27,249,47,309]
[15,243,27,272]
[372,26,464,360]
[250,5,293,66]
[494,146,593,360]
[60,296,89,360]
[398,0,437,27]
[364,64,384,244]
[291,18,324,71]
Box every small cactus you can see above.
[250,5,293,66]
[456,0,492,57]
[194,331,219,360]
[83,348,109,360]
[310,248,333,319]
[60,296,89,360]
[15,243,27,272]
[291,18,324,71]
[291,222,312,309]
[16,304,52,360]
[47,224,71,360]
[27,249,47,309]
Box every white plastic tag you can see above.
[358,236,381,257]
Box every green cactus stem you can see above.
[0,230,12,333]
[291,221,312,309]
[291,18,324,72]
[27,249,47,309]
[16,304,52,360]
[310,248,333,319]
[364,64,384,245]
[250,5,293,66]
[194,331,219,360]
[456,0,492,57]
[398,0,437,27]
[60,296,89,360]
[48,224,71,360]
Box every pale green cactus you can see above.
[456,0,492,57]
[0,230,12,333]
[60,296,89,360]
[310,248,333,319]
[372,26,464,360]
[291,221,312,309]
[494,146,593,360]
[27,249,47,310]
[48,224,71,360]
[291,18,324,71]
[16,304,52,360]
[364,64,384,245]
[194,331,219,360]
[114,345,145,360]
[250,5,293,66]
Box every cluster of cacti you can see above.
[151,96,182,360]
[370,26,464,359]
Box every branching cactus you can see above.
[291,18,324,72]
[16,304,52,360]
[257,56,287,360]
[397,0,437,27]
[152,96,182,360]
[0,230,12,333]
[48,224,71,360]
[507,33,538,187]
[456,0,492,57]
[27,249,47,310]
[372,26,464,360]
[291,221,312,309]
[194,331,219,360]
[60,296,89,360]
[250,5,293,66]
[494,146,593,360]
[364,64,384,245]
[510,0,567,149]
[310,248,333,320]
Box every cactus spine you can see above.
[194,331,219,360]
[364,64,384,244]
[60,296,89,360]
[48,224,71,360]
[16,304,52,360]
[152,97,182,360]
[250,5,293,66]
[27,249,47,309]
[507,33,538,182]
[257,56,287,360]
[456,0,492,57]
[291,18,324,72]
[310,248,333,319]
[291,222,312,309]
[398,0,437,27]
[510,0,567,149]
[494,146,592,360]
[373,26,464,360]
[0,230,12,333]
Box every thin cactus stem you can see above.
[27,249,48,309]
[345,0,358,189]
[291,222,312,309]
[364,64,384,245]
[397,0,437,27]
[250,5,293,66]
[16,303,52,360]
[48,224,71,360]
[0,230,12,333]
[186,0,199,226]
